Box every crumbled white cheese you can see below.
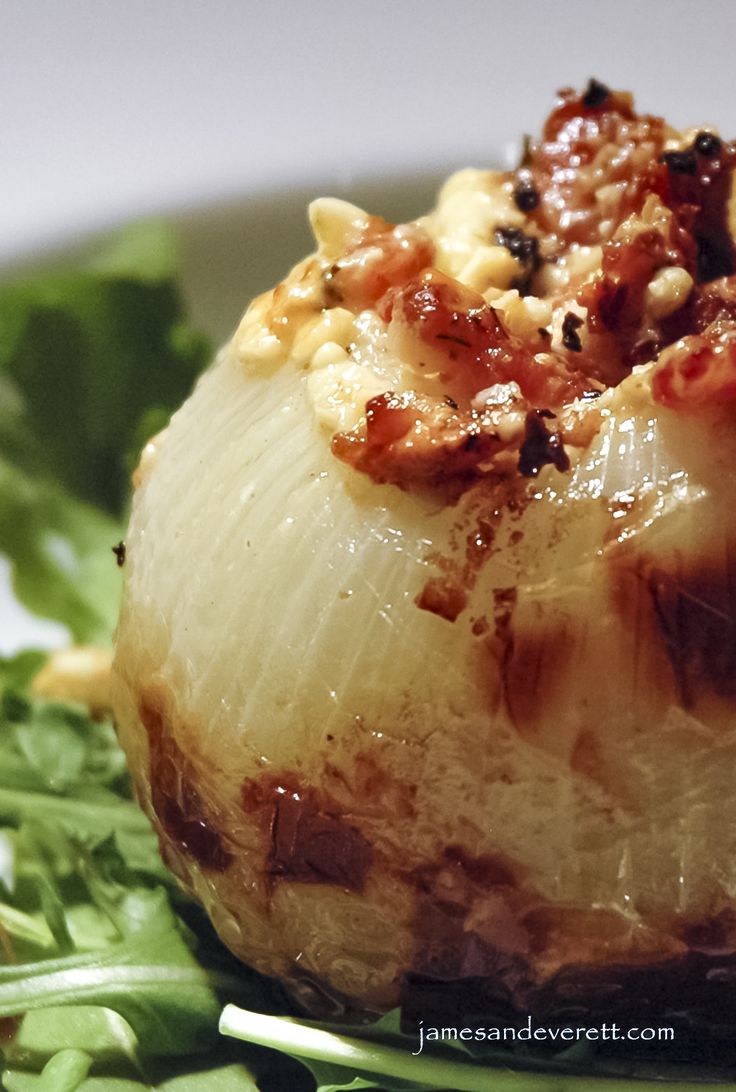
[645,266,694,320]
[309,197,371,261]
[427,168,525,285]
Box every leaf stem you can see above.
[220,1006,734,1092]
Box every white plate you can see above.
[4,0,736,264]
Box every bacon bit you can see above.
[365,392,415,448]
[579,212,688,372]
[518,409,570,477]
[389,270,585,407]
[652,323,736,410]
[517,82,735,379]
[324,216,434,312]
[332,390,515,490]
[416,577,467,622]
[543,83,635,143]
[524,84,664,248]
[659,134,736,283]
[334,271,590,490]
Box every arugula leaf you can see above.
[0,221,210,642]
[0,684,293,1091]
[0,221,209,515]
[0,457,122,645]
[0,652,47,692]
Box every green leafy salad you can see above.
[0,224,731,1092]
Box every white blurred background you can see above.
[3,0,736,262]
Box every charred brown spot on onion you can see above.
[518,410,570,477]
[646,560,736,709]
[241,773,372,891]
[502,618,576,735]
[407,845,528,984]
[139,697,232,872]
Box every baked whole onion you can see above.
[112,82,736,1035]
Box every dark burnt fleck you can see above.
[581,78,611,109]
[661,149,698,175]
[537,327,551,340]
[694,131,722,158]
[495,226,542,294]
[241,774,372,891]
[518,410,570,478]
[513,168,539,212]
[581,388,602,400]
[444,394,459,410]
[112,541,126,567]
[561,311,584,352]
[495,226,540,267]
